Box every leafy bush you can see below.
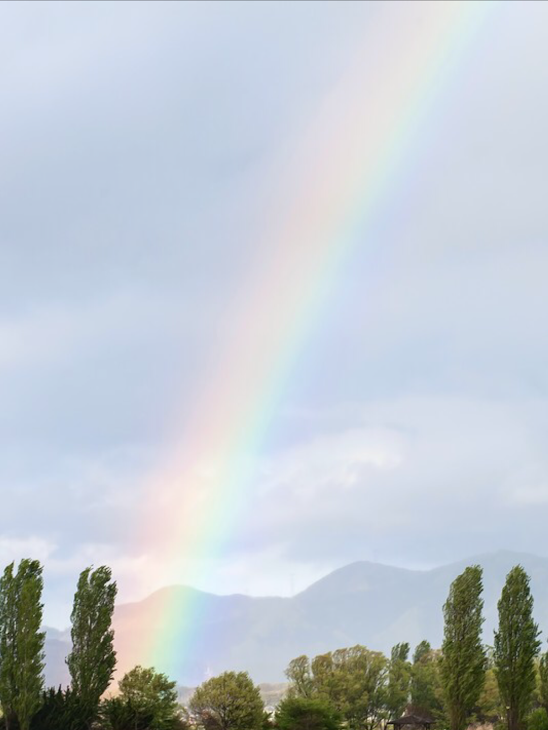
[30,687,91,730]
[527,708,548,730]
[190,671,264,730]
[275,697,341,730]
[102,666,180,730]
[102,696,155,730]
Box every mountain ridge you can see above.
[44,550,548,688]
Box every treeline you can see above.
[2,560,548,730]
[0,560,182,730]
[278,564,548,730]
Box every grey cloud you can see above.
[237,395,548,568]
[0,1,548,624]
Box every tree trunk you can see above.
[507,705,519,730]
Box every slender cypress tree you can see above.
[67,565,117,726]
[0,560,45,730]
[440,565,486,730]
[494,566,541,730]
[12,560,46,730]
[0,563,17,730]
[539,650,548,714]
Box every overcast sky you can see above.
[2,0,548,627]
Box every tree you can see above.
[275,697,341,730]
[0,560,45,730]
[440,565,486,730]
[410,642,443,717]
[31,687,89,730]
[386,643,411,720]
[494,566,541,730]
[527,709,548,730]
[66,566,117,726]
[189,671,264,730]
[12,561,46,730]
[0,563,17,729]
[102,696,155,730]
[117,665,179,730]
[539,651,548,713]
[475,668,501,723]
[313,648,382,729]
[288,646,388,730]
[286,656,314,699]
[413,642,431,665]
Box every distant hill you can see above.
[44,550,548,688]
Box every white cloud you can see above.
[509,485,548,506]
[261,427,404,499]
[0,537,56,565]
[1,0,548,618]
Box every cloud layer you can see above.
[1,1,548,625]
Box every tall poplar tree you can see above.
[538,651,548,714]
[67,566,117,726]
[386,643,411,720]
[440,565,486,730]
[0,560,45,730]
[494,566,541,730]
[0,562,17,729]
[12,560,46,730]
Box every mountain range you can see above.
[44,550,548,688]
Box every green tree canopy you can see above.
[440,565,486,730]
[494,566,541,730]
[285,646,388,730]
[275,696,341,730]
[410,642,443,718]
[102,695,144,730]
[67,566,117,726]
[30,687,89,730]
[0,560,45,730]
[475,668,501,723]
[538,650,548,713]
[286,656,314,699]
[413,642,432,665]
[117,665,180,730]
[0,562,17,729]
[189,671,264,730]
[386,643,411,720]
[527,709,548,730]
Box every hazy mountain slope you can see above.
[44,631,70,687]
[44,550,548,688]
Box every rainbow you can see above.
[121,0,496,682]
